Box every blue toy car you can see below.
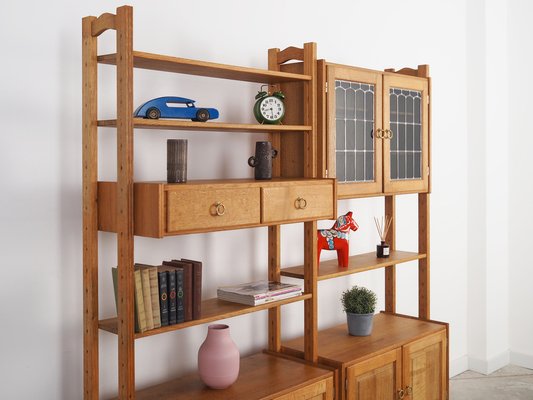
[134,97,219,122]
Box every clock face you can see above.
[259,96,285,122]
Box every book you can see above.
[158,265,182,325]
[157,267,169,327]
[164,260,193,322]
[217,281,302,306]
[112,267,145,333]
[134,269,148,333]
[176,267,184,323]
[181,258,202,320]
[138,266,154,330]
[135,264,161,329]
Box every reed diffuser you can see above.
[374,216,393,258]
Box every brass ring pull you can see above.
[397,389,405,400]
[294,197,307,210]
[376,128,384,139]
[387,129,394,139]
[214,202,226,216]
[406,386,412,395]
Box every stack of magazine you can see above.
[217,280,302,306]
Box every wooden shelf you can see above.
[98,119,312,133]
[108,352,332,400]
[280,250,426,281]
[281,313,447,365]
[98,51,312,83]
[99,293,311,339]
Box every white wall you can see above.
[4,0,516,398]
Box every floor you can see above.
[450,365,533,399]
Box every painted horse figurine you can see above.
[317,211,359,268]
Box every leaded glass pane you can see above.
[389,88,422,181]
[335,79,375,183]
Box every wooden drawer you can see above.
[262,182,334,224]
[166,186,260,233]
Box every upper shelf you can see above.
[281,250,426,281]
[97,51,312,83]
[98,119,312,133]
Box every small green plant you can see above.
[341,286,377,314]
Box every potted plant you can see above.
[341,285,377,336]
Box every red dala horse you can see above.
[317,211,359,268]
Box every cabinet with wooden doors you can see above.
[282,313,448,400]
[318,62,430,198]
[82,5,334,400]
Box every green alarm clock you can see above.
[253,86,285,124]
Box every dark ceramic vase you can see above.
[248,141,278,180]
[167,139,187,183]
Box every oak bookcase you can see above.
[82,5,447,400]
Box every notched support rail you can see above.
[277,46,305,64]
[385,64,430,78]
[91,12,116,37]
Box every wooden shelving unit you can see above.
[83,5,445,400]
[83,5,332,400]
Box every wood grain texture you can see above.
[100,294,312,339]
[116,6,135,400]
[385,196,396,313]
[281,251,425,281]
[418,193,430,319]
[268,225,281,352]
[402,331,446,400]
[303,43,317,178]
[304,220,318,362]
[166,187,260,232]
[82,15,99,400]
[91,12,116,36]
[277,46,305,64]
[346,348,402,400]
[108,352,333,400]
[98,119,311,133]
[317,60,327,178]
[268,47,282,178]
[98,51,312,83]
[282,313,446,366]
[261,182,334,224]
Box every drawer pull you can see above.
[406,386,412,395]
[213,202,226,216]
[294,197,308,210]
[397,389,405,400]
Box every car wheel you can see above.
[195,109,210,122]
[146,107,161,119]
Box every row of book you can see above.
[112,259,202,333]
[217,280,302,306]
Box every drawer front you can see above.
[262,183,334,224]
[166,187,260,233]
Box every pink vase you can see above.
[198,324,240,389]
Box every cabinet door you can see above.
[403,331,447,400]
[346,348,402,400]
[383,74,429,193]
[327,65,383,197]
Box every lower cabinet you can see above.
[347,331,447,400]
[276,377,334,400]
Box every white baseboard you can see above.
[450,355,469,377]
[468,351,510,375]
[510,351,533,370]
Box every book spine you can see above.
[158,271,169,327]
[192,262,202,320]
[168,271,177,325]
[182,264,193,322]
[176,268,184,323]
[134,269,147,333]
[141,269,154,330]
[149,268,161,328]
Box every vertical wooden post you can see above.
[316,59,327,178]
[384,195,396,313]
[116,6,135,400]
[268,225,281,352]
[268,47,281,178]
[82,15,99,400]
[303,42,317,178]
[418,193,430,319]
[303,220,318,362]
